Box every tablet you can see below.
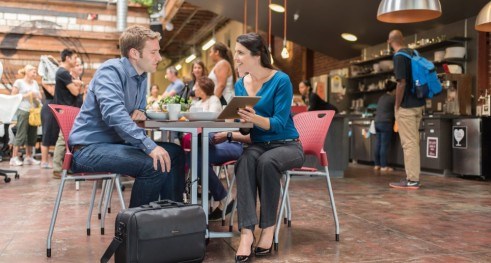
[217,96,261,119]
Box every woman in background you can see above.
[298,80,338,113]
[147,84,161,110]
[10,65,42,166]
[208,42,236,105]
[191,76,221,112]
[232,33,304,262]
[187,60,208,100]
[40,57,59,169]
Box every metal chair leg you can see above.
[286,190,292,227]
[228,195,238,232]
[46,173,68,257]
[98,180,107,220]
[274,172,291,251]
[106,178,115,214]
[100,178,113,235]
[114,176,126,210]
[324,166,340,241]
[86,181,98,236]
[222,172,235,226]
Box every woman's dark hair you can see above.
[236,33,273,70]
[212,42,236,83]
[196,76,215,96]
[191,60,208,82]
[385,80,397,92]
[301,80,313,93]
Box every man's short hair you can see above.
[166,66,178,76]
[120,25,162,58]
[61,48,77,62]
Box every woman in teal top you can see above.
[232,33,305,262]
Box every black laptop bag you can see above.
[101,200,206,263]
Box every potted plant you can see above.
[158,95,191,112]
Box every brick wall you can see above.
[0,0,149,90]
[313,51,356,77]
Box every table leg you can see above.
[191,131,198,205]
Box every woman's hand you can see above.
[238,106,271,130]
[211,132,227,145]
[237,106,257,123]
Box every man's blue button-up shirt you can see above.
[69,57,157,154]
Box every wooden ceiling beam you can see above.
[161,8,199,50]
[187,15,228,46]
[160,0,185,25]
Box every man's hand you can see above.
[131,109,147,121]
[149,146,171,172]
[211,132,227,145]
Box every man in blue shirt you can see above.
[69,25,185,207]
[162,66,185,99]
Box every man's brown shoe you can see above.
[52,171,61,179]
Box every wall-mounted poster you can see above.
[452,126,467,149]
[311,74,328,101]
[330,75,346,95]
[426,137,438,158]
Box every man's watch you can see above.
[226,132,233,143]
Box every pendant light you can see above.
[280,0,289,59]
[475,2,491,32]
[377,0,442,23]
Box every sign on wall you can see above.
[452,126,467,149]
[426,137,438,158]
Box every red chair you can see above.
[274,110,340,250]
[46,105,125,257]
[291,105,308,115]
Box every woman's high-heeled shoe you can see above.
[235,236,255,262]
[254,243,273,256]
[255,228,274,256]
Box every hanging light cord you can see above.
[268,0,272,47]
[244,0,247,33]
[283,0,287,42]
[255,0,259,32]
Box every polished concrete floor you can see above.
[0,161,490,263]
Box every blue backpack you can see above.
[395,50,442,99]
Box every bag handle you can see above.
[148,199,183,208]
[100,221,125,263]
[29,92,41,108]
[100,236,122,263]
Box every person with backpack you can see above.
[387,30,425,190]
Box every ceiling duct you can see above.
[116,0,128,32]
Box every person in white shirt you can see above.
[208,42,236,105]
[190,76,222,112]
[10,65,42,166]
